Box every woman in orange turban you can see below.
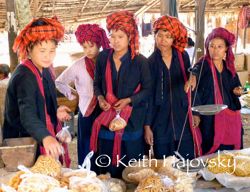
[90,11,151,178]
[144,15,202,160]
[3,17,71,167]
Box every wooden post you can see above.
[161,0,178,17]
[5,0,18,72]
[195,0,206,60]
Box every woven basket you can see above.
[0,137,37,171]
[57,97,78,112]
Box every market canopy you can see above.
[0,0,249,30]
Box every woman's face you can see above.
[155,29,174,52]
[109,29,129,53]
[208,38,227,62]
[82,41,99,60]
[28,40,57,71]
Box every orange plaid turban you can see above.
[106,11,139,59]
[153,15,187,52]
[13,17,64,60]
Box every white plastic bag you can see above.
[62,151,96,178]
[109,111,127,131]
[56,126,72,143]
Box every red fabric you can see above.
[177,51,202,157]
[106,11,139,59]
[204,27,236,77]
[90,49,140,165]
[13,17,64,61]
[238,6,250,29]
[206,57,241,154]
[22,59,71,167]
[75,24,110,49]
[84,57,97,117]
[153,15,188,52]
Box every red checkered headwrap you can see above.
[75,24,110,49]
[205,27,236,76]
[13,17,64,60]
[107,11,139,59]
[153,15,187,52]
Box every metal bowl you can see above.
[191,104,228,115]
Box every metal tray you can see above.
[191,104,228,115]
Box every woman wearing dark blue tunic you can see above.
[90,11,151,178]
[192,28,243,154]
[144,15,202,160]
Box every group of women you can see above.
[2,10,243,178]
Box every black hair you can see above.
[188,37,195,47]
[0,64,10,77]
[30,19,48,27]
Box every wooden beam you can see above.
[80,0,89,12]
[135,0,159,16]
[181,0,195,8]
[123,0,134,7]
[101,0,112,12]
[52,0,55,15]
[33,0,39,17]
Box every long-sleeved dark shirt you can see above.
[94,49,151,140]
[145,48,194,143]
[3,63,58,144]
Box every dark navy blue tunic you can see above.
[93,49,151,177]
[146,48,195,159]
[192,59,242,154]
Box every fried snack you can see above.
[62,169,96,179]
[8,171,25,190]
[56,175,70,188]
[70,183,102,192]
[234,153,250,177]
[108,181,124,192]
[31,155,62,177]
[97,173,111,180]
[135,175,169,192]
[207,154,235,174]
[109,116,127,131]
[128,168,156,183]
[17,173,60,192]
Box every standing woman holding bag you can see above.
[3,17,71,167]
[56,24,110,168]
[90,11,151,178]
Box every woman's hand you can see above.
[144,125,154,146]
[113,98,131,111]
[98,96,111,111]
[233,86,243,96]
[184,75,197,93]
[42,136,63,159]
[57,105,71,121]
[193,115,200,128]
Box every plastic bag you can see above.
[0,184,17,192]
[109,111,127,131]
[56,125,72,143]
[62,151,96,178]
[69,176,107,192]
[17,165,60,192]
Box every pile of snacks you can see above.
[123,156,196,192]
[207,152,250,176]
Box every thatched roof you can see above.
[0,0,249,30]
